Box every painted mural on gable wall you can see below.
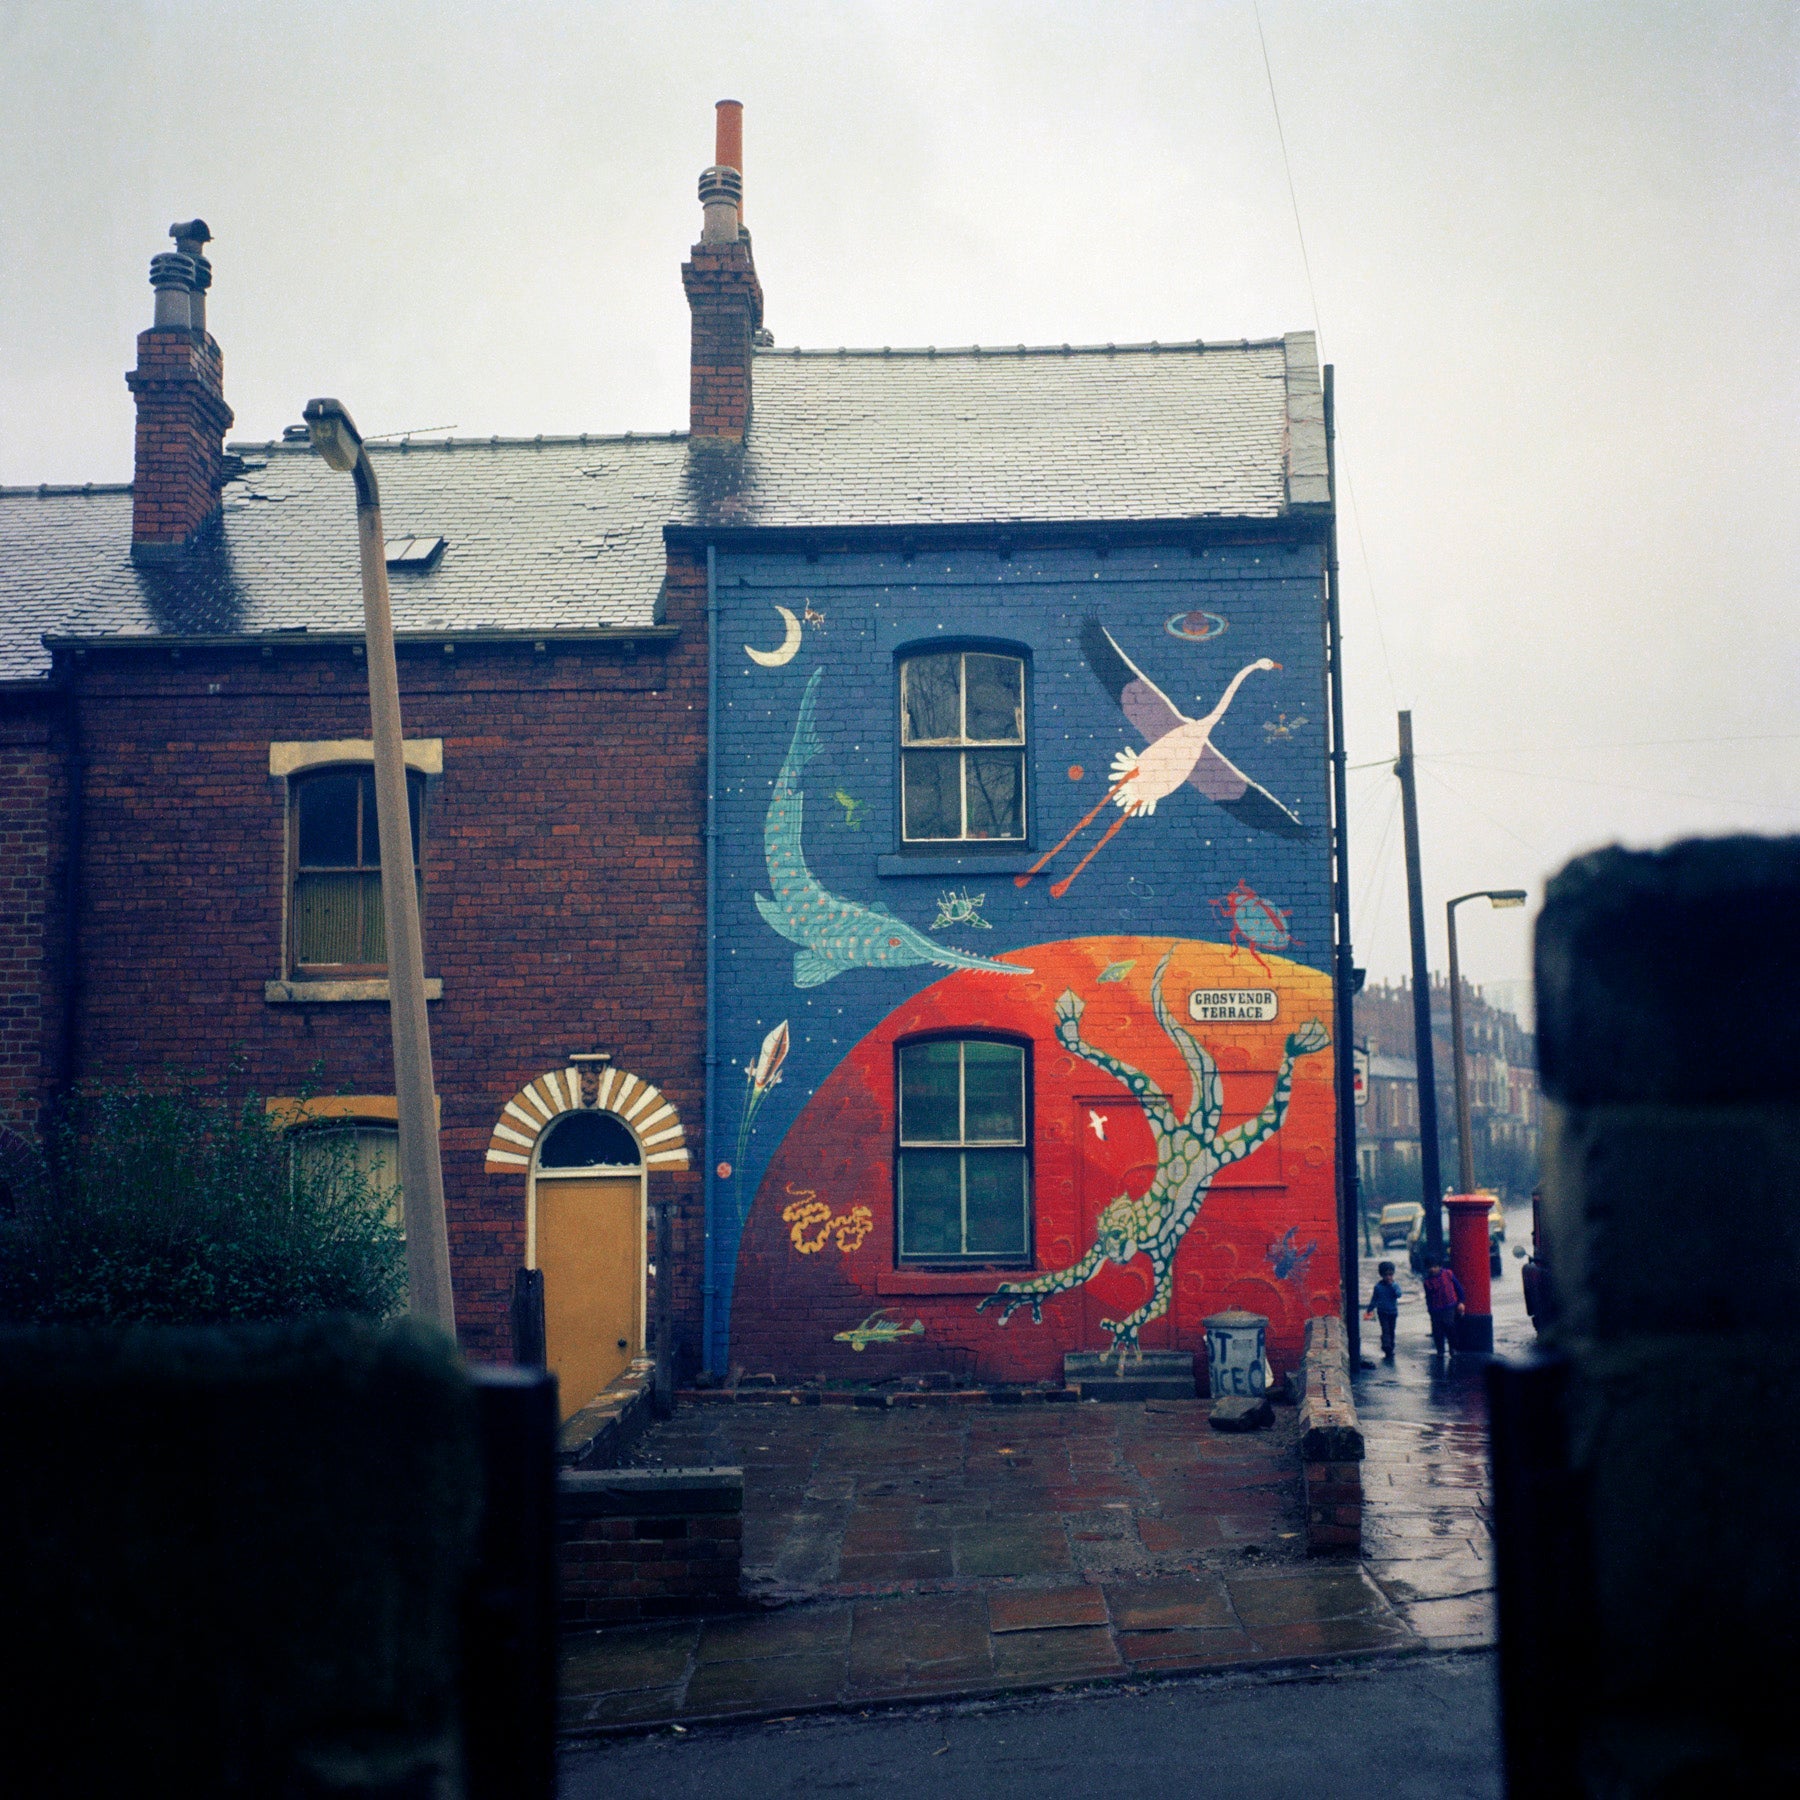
[711,544,1336,1382]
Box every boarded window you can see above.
[291,769,423,972]
[292,1124,403,1233]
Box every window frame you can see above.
[289,1120,405,1234]
[265,1095,438,1239]
[285,764,427,979]
[893,1031,1034,1268]
[894,644,1031,853]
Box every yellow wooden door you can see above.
[536,1176,641,1421]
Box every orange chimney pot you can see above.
[714,99,743,172]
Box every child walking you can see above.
[1364,1261,1402,1358]
[1421,1257,1467,1356]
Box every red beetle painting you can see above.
[1210,879,1297,975]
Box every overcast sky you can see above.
[4,1,1794,1001]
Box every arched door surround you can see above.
[484,1065,689,1172]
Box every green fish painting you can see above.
[833,1309,926,1352]
[754,669,1030,988]
[1097,959,1137,984]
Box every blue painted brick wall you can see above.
[709,541,1332,1365]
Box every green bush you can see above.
[0,1076,406,1325]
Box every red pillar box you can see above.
[1445,1194,1494,1352]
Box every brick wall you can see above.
[1297,1314,1363,1553]
[557,1468,743,1626]
[42,551,708,1364]
[0,692,65,1142]
[707,539,1341,1383]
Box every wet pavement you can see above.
[560,1201,1531,1732]
[561,1397,1404,1730]
[1353,1196,1537,1653]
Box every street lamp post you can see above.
[302,397,456,1333]
[1446,889,1529,1195]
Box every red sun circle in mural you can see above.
[731,937,1339,1386]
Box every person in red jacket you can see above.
[1421,1257,1466,1357]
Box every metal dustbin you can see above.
[1204,1309,1271,1399]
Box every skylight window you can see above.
[384,535,447,572]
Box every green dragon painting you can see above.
[978,945,1329,1359]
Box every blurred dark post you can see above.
[0,1320,483,1797]
[462,1366,558,1800]
[654,1200,676,1417]
[1497,835,1800,1793]
[511,1267,546,1368]
[1487,1352,1587,1798]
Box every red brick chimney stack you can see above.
[682,101,763,443]
[126,219,234,558]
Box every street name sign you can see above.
[1188,989,1278,1023]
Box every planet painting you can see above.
[1165,609,1229,642]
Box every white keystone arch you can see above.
[484,1066,690,1172]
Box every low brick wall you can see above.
[1296,1314,1364,1553]
[557,1468,743,1627]
[558,1358,655,1471]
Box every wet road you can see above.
[1351,1197,1537,1648]
[561,1650,1500,1800]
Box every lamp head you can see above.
[302,397,363,473]
[1488,890,1529,909]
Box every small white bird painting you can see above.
[1088,1109,1107,1142]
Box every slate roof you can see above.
[0,437,688,681]
[700,334,1326,530]
[0,333,1326,681]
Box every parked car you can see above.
[1378,1202,1425,1250]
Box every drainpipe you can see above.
[1323,365,1363,1367]
[702,543,720,1374]
[57,660,85,1125]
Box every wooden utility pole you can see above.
[1323,367,1362,1366]
[1396,712,1446,1263]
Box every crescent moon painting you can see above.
[746,606,802,667]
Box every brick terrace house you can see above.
[1,230,710,1407]
[1,106,1352,1400]
[1355,976,1541,1207]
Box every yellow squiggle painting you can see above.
[782,1184,874,1254]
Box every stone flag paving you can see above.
[1347,1195,1538,1656]
[559,1362,1498,1732]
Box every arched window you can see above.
[290,767,424,973]
[898,649,1027,845]
[537,1111,642,1170]
[895,1035,1031,1263]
